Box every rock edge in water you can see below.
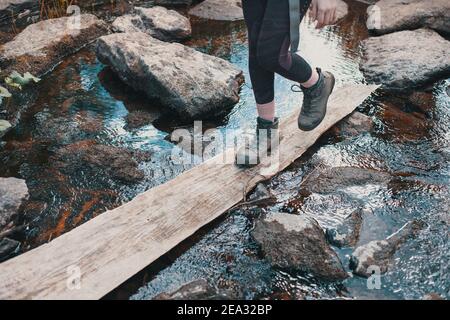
[96,32,244,120]
[251,213,349,281]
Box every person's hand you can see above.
[309,0,337,29]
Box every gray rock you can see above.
[0,14,109,77]
[153,279,226,300]
[112,6,191,42]
[360,29,450,90]
[0,237,20,261]
[368,0,450,35]
[303,166,391,194]
[189,0,244,21]
[350,220,426,277]
[251,213,349,281]
[326,209,363,248]
[247,183,275,205]
[0,119,12,138]
[336,111,373,137]
[96,32,244,120]
[0,177,29,230]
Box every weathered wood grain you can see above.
[0,84,378,300]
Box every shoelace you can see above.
[291,84,302,93]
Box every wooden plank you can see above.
[0,84,379,300]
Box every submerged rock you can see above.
[379,100,432,141]
[155,0,193,6]
[326,209,363,248]
[0,14,109,77]
[360,29,450,90]
[303,166,391,194]
[189,0,244,21]
[125,110,159,129]
[0,177,29,231]
[335,111,373,137]
[368,0,450,35]
[350,220,426,277]
[153,279,227,300]
[96,32,244,120]
[0,237,20,262]
[251,213,348,281]
[112,6,191,41]
[52,141,146,183]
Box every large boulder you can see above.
[368,0,450,35]
[189,0,244,21]
[0,177,29,231]
[360,29,450,90]
[350,220,426,277]
[112,6,191,42]
[251,213,349,281]
[96,32,244,120]
[0,14,109,77]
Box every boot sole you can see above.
[298,73,336,132]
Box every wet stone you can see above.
[251,213,348,281]
[125,110,159,130]
[350,220,427,277]
[0,177,29,231]
[361,29,450,90]
[326,209,364,248]
[0,237,20,262]
[189,0,244,22]
[51,141,146,183]
[112,6,191,42]
[302,166,391,195]
[153,279,227,300]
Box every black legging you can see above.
[242,0,312,104]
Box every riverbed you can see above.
[0,0,448,299]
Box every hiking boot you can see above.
[294,68,335,131]
[235,117,279,167]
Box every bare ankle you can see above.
[301,69,319,88]
[257,100,275,122]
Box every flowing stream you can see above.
[0,0,448,299]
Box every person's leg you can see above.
[242,0,276,122]
[256,0,317,87]
[237,0,280,166]
[257,0,336,131]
